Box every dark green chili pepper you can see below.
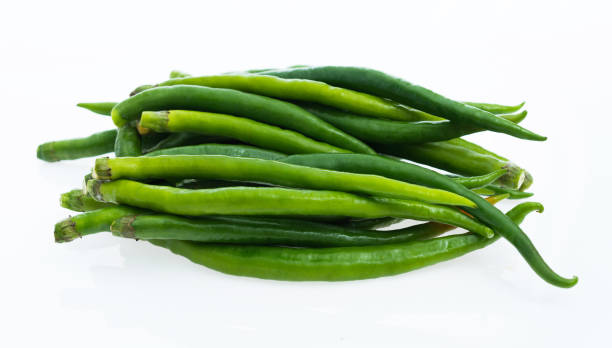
[76,102,117,116]
[86,179,493,237]
[340,217,403,230]
[111,213,455,247]
[94,155,476,207]
[142,132,231,154]
[140,110,351,154]
[60,189,113,212]
[37,129,117,162]
[145,143,285,160]
[276,153,576,288]
[148,202,543,281]
[301,103,527,145]
[54,205,144,243]
[112,85,374,154]
[261,66,545,141]
[140,131,169,153]
[114,125,142,157]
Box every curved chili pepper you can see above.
[147,202,543,281]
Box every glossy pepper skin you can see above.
[449,170,507,189]
[145,143,285,160]
[86,179,493,237]
[148,202,543,281]
[302,103,528,145]
[464,101,525,114]
[112,214,458,247]
[110,85,374,154]
[37,129,117,162]
[54,205,144,243]
[137,143,507,190]
[94,155,476,207]
[378,138,531,190]
[76,102,117,116]
[277,153,576,288]
[111,195,508,246]
[114,125,142,157]
[260,66,545,141]
[147,74,420,121]
[140,110,351,155]
[142,133,230,154]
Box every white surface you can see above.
[1,1,611,347]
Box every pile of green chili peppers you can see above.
[38,66,577,288]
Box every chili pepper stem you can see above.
[501,162,526,189]
[521,171,534,191]
[54,218,80,243]
[60,189,111,212]
[93,158,112,180]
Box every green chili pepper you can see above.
[129,84,154,96]
[76,102,117,116]
[111,213,452,247]
[276,153,576,288]
[60,189,113,212]
[171,69,524,117]
[449,169,507,189]
[139,131,169,153]
[261,66,545,141]
[54,205,144,243]
[114,125,142,157]
[148,202,542,281]
[474,185,534,199]
[377,138,530,190]
[60,194,505,244]
[452,138,533,191]
[340,217,403,230]
[301,103,528,145]
[140,110,351,154]
[464,101,525,114]
[71,100,523,120]
[142,132,231,154]
[111,85,374,154]
[86,179,493,238]
[111,194,509,245]
[145,143,285,160]
[94,155,476,207]
[373,97,530,190]
[137,143,507,190]
[37,129,117,162]
[145,74,421,122]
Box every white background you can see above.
[1,1,610,347]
